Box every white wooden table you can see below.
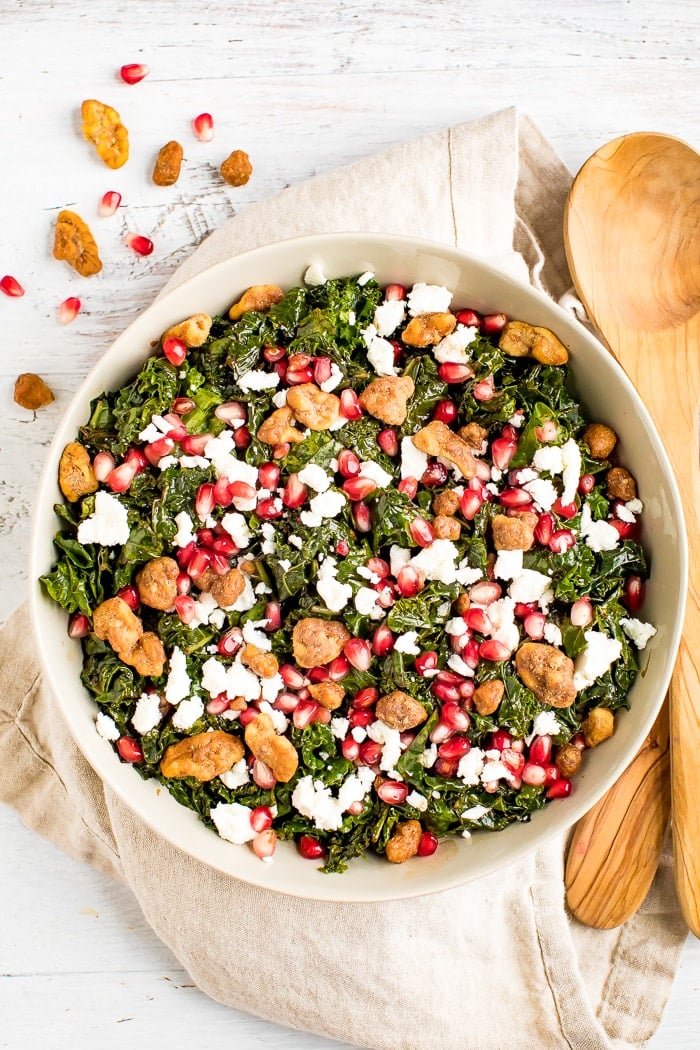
[1,2,698,1045]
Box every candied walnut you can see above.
[221,149,253,187]
[385,819,422,864]
[358,375,415,426]
[432,490,460,516]
[458,422,488,450]
[93,597,142,655]
[210,568,246,609]
[491,511,538,551]
[606,467,637,501]
[582,707,615,748]
[160,730,243,781]
[473,680,505,716]
[241,643,279,679]
[453,593,471,615]
[53,210,102,277]
[81,99,129,169]
[287,383,341,431]
[136,557,179,611]
[555,743,583,778]
[162,313,212,348]
[499,320,568,365]
[292,617,350,668]
[238,559,258,575]
[229,284,284,321]
[515,642,576,708]
[14,373,54,411]
[194,568,216,592]
[412,420,476,479]
[257,406,305,445]
[245,712,298,782]
[402,312,457,347]
[152,140,183,186]
[583,422,618,460]
[376,690,427,732]
[433,514,461,540]
[58,442,97,502]
[308,681,345,711]
[123,632,166,677]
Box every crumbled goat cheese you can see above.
[560,438,582,505]
[259,700,288,734]
[260,673,283,704]
[179,454,210,469]
[165,646,191,705]
[374,299,405,336]
[357,271,374,286]
[299,510,322,528]
[419,744,438,769]
[242,619,272,651]
[77,491,130,547]
[138,414,171,443]
[351,726,367,743]
[271,388,288,408]
[172,694,204,731]
[211,801,257,844]
[406,791,428,812]
[573,630,623,691]
[393,631,421,655]
[523,477,558,512]
[528,711,563,743]
[389,544,412,576]
[620,618,657,650]
[411,539,460,584]
[455,562,484,586]
[579,504,620,552]
[237,370,280,392]
[480,758,510,785]
[359,459,394,489]
[447,653,475,677]
[400,435,429,480]
[508,570,553,607]
[231,575,257,612]
[131,691,163,735]
[445,616,469,637]
[362,324,397,376]
[457,747,485,786]
[407,282,452,316]
[494,549,524,580]
[304,262,327,286]
[158,455,179,471]
[173,511,196,548]
[354,586,383,619]
[291,770,373,831]
[532,445,564,475]
[543,623,563,647]
[309,489,347,519]
[319,363,344,392]
[96,712,120,741]
[432,325,478,363]
[219,758,250,790]
[487,597,520,653]
[615,504,636,523]
[626,498,643,515]
[221,511,252,549]
[298,463,332,492]
[260,521,276,555]
[366,719,403,772]
[201,656,261,702]
[317,556,352,612]
[331,716,350,740]
[461,804,490,821]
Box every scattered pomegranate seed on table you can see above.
[119,63,149,85]
[1,274,25,297]
[124,232,154,257]
[192,112,214,141]
[99,190,122,217]
[58,297,81,324]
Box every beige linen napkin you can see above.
[0,108,687,1050]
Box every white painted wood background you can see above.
[1,1,698,1046]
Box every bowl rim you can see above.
[28,231,689,901]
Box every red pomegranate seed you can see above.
[336,539,350,557]
[173,594,195,624]
[256,498,284,520]
[288,353,312,369]
[282,473,308,508]
[252,829,277,860]
[434,757,458,777]
[225,481,254,503]
[481,312,507,334]
[249,805,273,833]
[107,462,136,493]
[209,552,230,575]
[285,366,314,386]
[210,477,231,508]
[352,501,372,533]
[93,451,115,481]
[432,681,461,703]
[176,540,197,570]
[349,708,374,728]
[441,701,471,732]
[326,656,350,681]
[373,582,396,609]
[578,474,596,495]
[114,585,138,610]
[197,527,216,548]
[455,308,481,327]
[571,732,587,751]
[98,190,122,217]
[546,778,573,799]
[359,740,383,766]
[263,345,286,363]
[420,460,449,487]
[117,736,143,763]
[175,571,192,596]
[212,535,238,557]
[461,639,480,668]
[570,597,593,627]
[553,498,578,519]
[417,831,439,856]
[212,402,245,426]
[377,428,399,456]
[438,362,473,383]
[458,488,484,523]
[180,433,212,455]
[298,835,326,860]
[145,437,176,466]
[192,112,214,142]
[409,517,435,548]
[239,708,259,728]
[0,275,25,298]
[339,389,363,419]
[353,686,379,709]
[415,651,438,676]
[474,460,491,483]
[313,356,333,385]
[58,296,81,324]
[524,611,546,640]
[465,607,491,634]
[396,565,424,597]
[366,557,390,578]
[371,625,395,656]
[377,780,409,805]
[307,667,330,684]
[499,487,531,509]
[342,737,360,761]
[272,692,298,714]
[337,449,361,477]
[67,612,91,639]
[344,638,372,671]
[293,700,320,729]
[530,735,553,766]
[429,720,454,744]
[195,482,215,520]
[479,639,511,661]
[543,764,560,786]
[469,581,502,605]
[459,680,475,701]
[436,669,464,687]
[261,601,280,632]
[432,399,458,424]
[256,462,280,490]
[252,758,276,788]
[521,762,547,786]
[473,377,496,401]
[491,437,517,470]
[120,62,149,85]
[535,420,559,442]
[438,736,471,761]
[216,627,243,658]
[534,513,554,545]
[622,575,645,612]
[610,518,637,540]
[343,476,377,501]
[125,232,154,257]
[549,529,576,553]
[502,748,525,775]
[163,336,186,366]
[124,447,148,475]
[187,548,211,579]
[384,283,406,300]
[279,664,306,690]
[398,476,418,498]
[491,729,512,751]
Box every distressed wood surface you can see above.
[1,1,698,1046]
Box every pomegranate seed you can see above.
[263,345,286,363]
[473,377,495,401]
[285,366,315,386]
[481,313,507,334]
[399,732,415,750]
[417,831,439,857]
[210,552,231,575]
[261,601,281,633]
[429,720,454,745]
[441,701,471,732]
[460,489,484,520]
[398,476,418,498]
[436,670,464,686]
[371,625,395,656]
[534,513,554,545]
[67,612,90,639]
[256,462,280,491]
[339,389,363,419]
[307,667,330,684]
[192,112,214,142]
[272,692,297,715]
[187,548,211,579]
[252,829,277,860]
[107,462,136,493]
[217,627,243,658]
[610,518,638,540]
[438,362,473,383]
[213,402,246,427]
[409,517,435,548]
[546,778,573,799]
[459,679,475,701]
[434,757,458,777]
[622,575,645,612]
[0,275,25,298]
[294,700,320,729]
[124,447,148,475]
[502,748,525,775]
[210,477,232,508]
[298,835,326,860]
[195,482,216,520]
[175,571,192,596]
[344,638,372,671]
[432,681,461,703]
[438,736,471,761]
[353,686,379,709]
[491,437,517,470]
[377,428,399,456]
[359,740,383,766]
[163,336,187,367]
[250,805,274,833]
[544,764,560,786]
[549,529,576,553]
[145,437,176,466]
[432,399,458,424]
[384,283,406,300]
[553,498,578,519]
[171,594,194,626]
[125,232,154,257]
[176,540,197,569]
[326,656,349,681]
[578,474,596,495]
[377,780,409,805]
[491,729,512,751]
[415,651,438,676]
[252,758,276,788]
[341,737,361,762]
[420,460,449,487]
[181,433,213,455]
[524,611,546,639]
[343,476,377,501]
[119,62,149,84]
[570,597,594,627]
[257,497,284,520]
[469,581,502,605]
[116,736,143,763]
[337,449,361,477]
[395,565,424,597]
[197,527,216,549]
[288,353,312,369]
[114,585,138,611]
[530,735,553,765]
[278,664,306,690]
[226,481,254,503]
[571,732,587,751]
[366,557,390,578]
[313,357,333,385]
[58,296,81,324]
[465,607,491,634]
[282,473,308,509]
[238,708,258,729]
[461,639,481,668]
[97,190,123,218]
[348,708,374,728]
[534,420,559,442]
[474,460,491,483]
[212,535,237,557]
[93,451,115,481]
[521,762,547,786]
[352,501,372,533]
[499,487,530,509]
[335,539,350,557]
[479,639,511,661]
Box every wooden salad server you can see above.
[563,132,700,933]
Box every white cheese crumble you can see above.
[528,710,563,742]
[260,521,276,555]
[487,597,520,652]
[211,801,257,844]
[573,630,623,691]
[165,646,191,705]
[319,362,344,392]
[447,653,475,677]
[366,719,402,772]
[362,323,397,376]
[411,539,460,584]
[419,744,438,769]
[626,498,643,515]
[96,712,120,742]
[330,716,350,740]
[579,504,620,552]
[131,692,163,735]
[532,445,564,475]
[389,544,412,576]
[543,623,563,647]
[523,477,558,512]
[400,436,429,481]
[359,459,393,489]
[173,510,196,548]
[237,370,279,392]
[172,694,204,731]
[242,619,272,651]
[291,769,374,831]
[304,262,327,286]
[457,747,485,786]
[288,534,303,549]
[393,631,420,655]
[407,282,452,316]
[221,511,252,549]
[230,574,257,613]
[77,491,130,547]
[509,570,554,608]
[432,325,478,363]
[201,655,261,702]
[297,463,332,492]
[461,804,490,821]
[620,617,657,650]
[271,388,288,408]
[309,489,346,519]
[357,271,374,286]
[259,699,288,734]
[354,586,383,619]
[494,549,524,581]
[560,438,582,505]
[219,758,250,789]
[406,790,428,812]
[317,556,352,613]
[373,299,405,336]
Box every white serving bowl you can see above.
[29,233,687,902]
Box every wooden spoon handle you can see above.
[671,609,700,936]
[565,704,671,928]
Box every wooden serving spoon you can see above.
[563,132,700,933]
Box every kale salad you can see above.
[41,269,657,872]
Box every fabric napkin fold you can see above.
[0,107,688,1050]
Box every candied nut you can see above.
[412,420,476,479]
[136,557,179,611]
[257,406,305,445]
[358,375,415,426]
[162,313,212,348]
[499,320,569,365]
[152,140,183,186]
[53,209,102,277]
[582,422,618,460]
[123,632,166,677]
[555,743,583,778]
[229,284,284,321]
[582,707,615,748]
[194,568,216,592]
[292,617,350,668]
[81,99,129,169]
[308,681,345,710]
[458,422,488,450]
[453,593,471,615]
[385,819,422,864]
[210,568,246,609]
[433,514,461,540]
[160,730,244,781]
[93,596,143,655]
[245,712,298,782]
[221,149,253,187]
[473,680,505,716]
[287,383,341,431]
[432,490,461,516]
[14,373,55,411]
[402,311,457,347]
[58,441,98,503]
[606,467,637,501]
[515,642,576,708]
[491,511,538,551]
[238,559,258,575]
[241,643,279,679]
[375,690,427,732]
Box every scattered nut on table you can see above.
[14,373,55,411]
